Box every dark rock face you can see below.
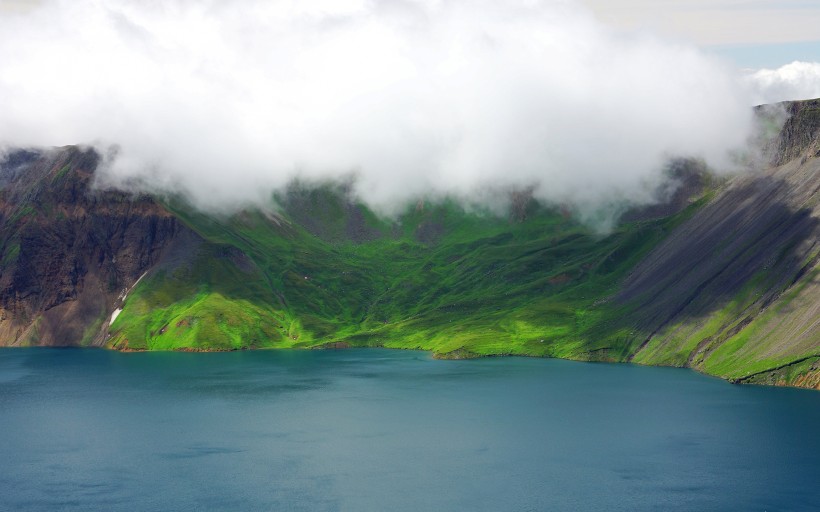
[617,99,820,378]
[508,187,537,223]
[618,171,818,339]
[0,146,189,346]
[772,98,820,166]
[620,158,709,223]
[281,180,382,244]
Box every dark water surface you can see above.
[0,348,818,511]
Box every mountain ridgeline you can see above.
[0,99,818,389]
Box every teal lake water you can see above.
[1,348,818,511]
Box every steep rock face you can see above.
[772,98,820,166]
[0,146,190,346]
[619,99,820,388]
[280,181,383,244]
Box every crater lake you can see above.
[1,348,818,511]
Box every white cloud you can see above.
[746,61,820,104]
[0,0,760,221]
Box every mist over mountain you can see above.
[0,1,818,389]
[3,0,812,226]
[0,97,818,389]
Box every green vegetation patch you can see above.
[110,193,698,361]
[108,243,291,351]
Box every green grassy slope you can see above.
[107,191,700,360]
[104,161,820,390]
[103,98,820,390]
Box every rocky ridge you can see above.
[0,146,191,345]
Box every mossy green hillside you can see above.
[105,177,818,389]
[108,243,292,351]
[108,192,696,359]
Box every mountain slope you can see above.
[0,146,189,345]
[108,190,691,355]
[623,99,820,387]
[0,99,817,389]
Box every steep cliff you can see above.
[620,99,820,386]
[0,146,190,345]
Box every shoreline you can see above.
[2,343,817,392]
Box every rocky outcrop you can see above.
[280,180,383,244]
[0,146,191,346]
[771,98,820,166]
[618,99,820,388]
